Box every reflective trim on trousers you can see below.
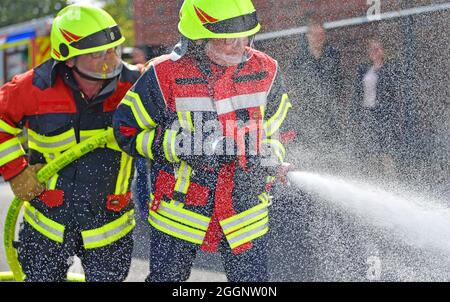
[23,202,65,243]
[81,210,135,249]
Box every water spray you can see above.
[285,170,450,280]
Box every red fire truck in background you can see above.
[0,16,53,86]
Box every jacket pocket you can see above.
[153,170,209,207]
[106,192,132,212]
[38,190,64,208]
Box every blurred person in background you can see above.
[287,20,344,173]
[349,38,403,180]
[132,45,149,65]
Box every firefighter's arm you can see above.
[113,65,174,162]
[0,78,29,181]
[261,65,292,168]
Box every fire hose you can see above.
[0,128,115,282]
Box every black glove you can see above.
[178,135,236,170]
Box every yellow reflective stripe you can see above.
[0,137,26,166]
[174,161,192,195]
[115,152,133,195]
[258,192,270,204]
[121,91,157,129]
[136,129,155,160]
[81,210,135,249]
[177,112,187,129]
[80,129,104,139]
[80,128,121,151]
[149,194,209,224]
[163,129,180,163]
[106,139,121,151]
[262,138,286,163]
[156,200,210,230]
[23,202,65,243]
[28,128,75,144]
[177,111,194,132]
[148,210,206,245]
[226,216,269,249]
[266,176,276,184]
[0,137,23,153]
[185,112,194,132]
[264,93,292,137]
[47,174,59,190]
[0,119,22,135]
[28,128,77,153]
[220,203,268,235]
[17,131,27,145]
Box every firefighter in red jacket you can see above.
[113,0,292,282]
[0,4,140,281]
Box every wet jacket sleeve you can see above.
[113,65,174,162]
[0,76,29,180]
[262,65,293,165]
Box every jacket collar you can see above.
[34,58,118,102]
[33,58,60,88]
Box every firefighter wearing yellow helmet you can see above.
[113,0,293,281]
[0,4,141,281]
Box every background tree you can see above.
[100,0,135,47]
[0,0,68,27]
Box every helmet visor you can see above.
[205,36,252,66]
[74,46,123,80]
[203,11,258,34]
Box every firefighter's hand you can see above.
[180,154,235,171]
[277,162,295,184]
[179,135,236,170]
[9,164,45,201]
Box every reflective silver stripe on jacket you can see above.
[175,92,267,115]
[176,97,215,112]
[140,131,152,158]
[215,92,267,115]
[28,135,76,149]
[174,162,191,195]
[0,143,22,158]
[123,94,155,129]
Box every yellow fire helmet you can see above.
[50,4,125,61]
[178,0,261,40]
